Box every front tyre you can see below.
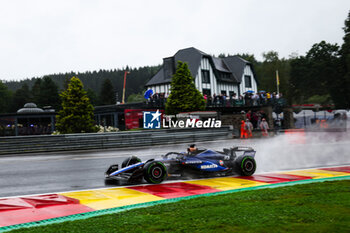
[143,161,167,184]
[238,156,256,176]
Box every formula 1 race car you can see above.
[105,146,257,184]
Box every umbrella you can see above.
[259,90,266,93]
[246,90,254,93]
[144,89,153,99]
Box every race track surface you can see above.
[0,131,349,198]
[1,166,350,229]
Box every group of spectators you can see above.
[204,91,284,107]
[147,92,169,107]
[147,91,284,108]
[240,110,270,138]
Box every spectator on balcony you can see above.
[266,92,271,104]
[252,93,259,106]
[219,94,224,106]
[213,94,218,107]
[223,93,227,107]
[207,95,212,106]
[231,93,238,106]
[259,92,266,105]
[244,92,251,106]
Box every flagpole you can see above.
[276,70,280,94]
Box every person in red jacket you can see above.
[240,120,247,139]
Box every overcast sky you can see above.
[0,0,349,81]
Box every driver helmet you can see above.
[188,144,197,153]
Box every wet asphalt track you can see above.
[1,132,349,198]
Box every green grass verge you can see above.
[7,180,350,233]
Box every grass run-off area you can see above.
[10,180,350,233]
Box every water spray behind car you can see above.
[251,130,350,173]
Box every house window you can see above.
[244,75,252,88]
[202,89,211,96]
[221,73,230,80]
[221,90,227,95]
[201,70,210,83]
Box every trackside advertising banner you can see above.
[143,110,221,129]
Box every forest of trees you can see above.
[0,66,160,113]
[1,11,349,114]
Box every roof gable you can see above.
[146,48,250,86]
[222,56,250,83]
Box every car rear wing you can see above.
[231,146,255,152]
[225,147,256,158]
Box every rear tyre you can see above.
[143,161,167,184]
[237,156,256,176]
[122,156,141,168]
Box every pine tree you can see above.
[338,10,350,108]
[11,83,32,112]
[31,79,42,105]
[40,76,60,110]
[165,61,205,115]
[87,88,98,106]
[99,78,115,105]
[0,81,12,113]
[56,77,97,134]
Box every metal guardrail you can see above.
[0,127,230,155]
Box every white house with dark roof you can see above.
[145,47,258,97]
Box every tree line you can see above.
[221,11,350,109]
[0,66,160,113]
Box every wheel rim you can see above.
[244,160,254,172]
[152,167,162,179]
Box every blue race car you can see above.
[105,146,256,184]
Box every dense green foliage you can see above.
[11,180,350,233]
[6,76,60,113]
[289,12,350,108]
[2,66,159,111]
[165,61,205,114]
[86,88,98,106]
[0,81,12,114]
[258,51,290,97]
[289,41,340,104]
[10,83,32,112]
[338,11,350,107]
[33,76,60,109]
[99,78,116,105]
[56,77,97,134]
[127,92,144,103]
